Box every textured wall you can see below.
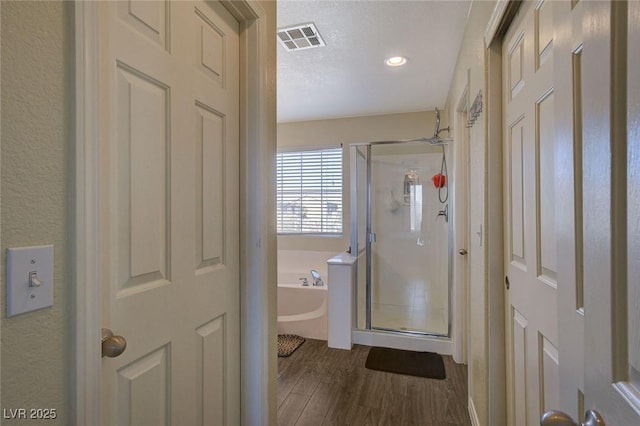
[447,1,495,425]
[1,1,74,424]
[445,1,499,425]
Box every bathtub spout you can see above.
[310,269,324,286]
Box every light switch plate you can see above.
[6,245,54,317]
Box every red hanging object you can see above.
[432,173,446,189]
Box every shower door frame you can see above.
[350,140,453,339]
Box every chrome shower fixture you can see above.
[424,107,453,146]
[434,107,449,137]
[349,108,453,146]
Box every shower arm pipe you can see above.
[349,119,452,147]
[349,138,427,146]
[433,106,453,136]
[349,137,447,146]
[349,107,452,146]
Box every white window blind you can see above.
[277,148,343,234]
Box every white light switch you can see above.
[6,245,54,317]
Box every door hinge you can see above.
[505,276,510,290]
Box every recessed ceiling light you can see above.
[385,56,407,67]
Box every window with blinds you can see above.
[276,148,343,234]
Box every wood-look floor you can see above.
[277,339,472,426]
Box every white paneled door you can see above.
[504,0,640,425]
[98,2,240,424]
[503,1,559,424]
[554,0,585,421]
[578,0,640,423]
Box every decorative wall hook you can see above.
[467,90,483,128]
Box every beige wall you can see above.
[277,110,442,253]
[1,1,74,423]
[445,1,504,425]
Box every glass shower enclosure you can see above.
[351,140,450,336]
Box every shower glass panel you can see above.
[364,142,449,336]
[351,146,369,330]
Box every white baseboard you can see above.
[469,397,480,426]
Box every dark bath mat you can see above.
[365,346,446,380]
[278,334,306,357]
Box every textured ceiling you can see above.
[277,0,471,123]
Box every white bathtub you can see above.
[277,273,328,341]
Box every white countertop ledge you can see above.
[327,252,357,265]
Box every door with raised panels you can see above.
[576,0,640,423]
[503,1,559,424]
[554,0,586,421]
[546,0,640,424]
[98,1,240,424]
[505,0,640,424]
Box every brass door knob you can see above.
[541,409,605,426]
[459,249,468,255]
[101,328,127,358]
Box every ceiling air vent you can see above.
[277,22,325,52]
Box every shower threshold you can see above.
[370,326,448,339]
[353,328,453,355]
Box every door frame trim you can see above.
[452,80,469,364]
[486,2,520,425]
[73,1,274,424]
[485,38,506,426]
[0,1,3,409]
[73,3,100,422]
[484,0,511,47]
[481,1,513,424]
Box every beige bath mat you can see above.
[277,334,305,357]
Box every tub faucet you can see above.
[310,270,324,286]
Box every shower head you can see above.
[434,107,442,135]
[411,108,452,145]
[431,107,451,144]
